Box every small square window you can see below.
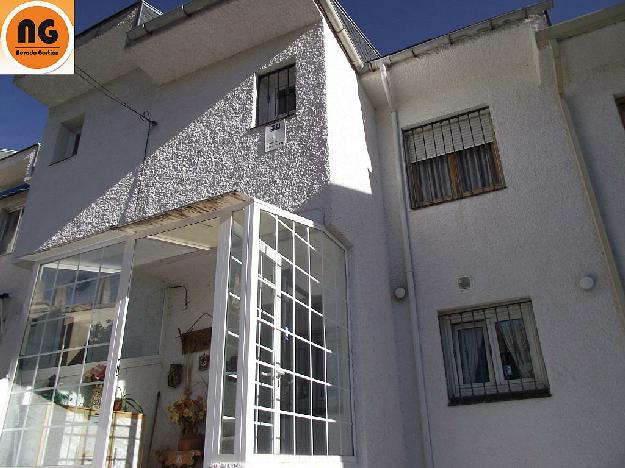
[0,208,23,255]
[51,116,83,164]
[403,108,506,209]
[256,64,296,126]
[439,300,549,405]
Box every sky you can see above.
[0,0,621,150]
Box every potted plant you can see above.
[166,390,206,451]
[113,389,143,414]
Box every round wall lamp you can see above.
[394,287,407,300]
[579,276,595,291]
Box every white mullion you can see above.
[486,318,505,387]
[240,203,260,463]
[204,215,233,462]
[92,239,135,468]
[272,250,282,455]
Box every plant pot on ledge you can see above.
[178,432,204,451]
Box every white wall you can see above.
[373,19,625,468]
[118,249,217,464]
[16,23,329,257]
[323,21,422,468]
[558,21,625,287]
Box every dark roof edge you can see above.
[362,0,553,73]
[0,143,39,163]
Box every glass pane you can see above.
[254,210,352,457]
[313,419,327,456]
[280,414,294,454]
[220,210,246,454]
[0,244,124,467]
[457,327,490,384]
[496,319,534,380]
[295,417,311,455]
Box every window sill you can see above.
[248,454,357,467]
[412,184,507,210]
[251,111,297,130]
[49,154,77,166]
[449,387,551,406]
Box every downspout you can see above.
[548,39,625,328]
[380,64,434,468]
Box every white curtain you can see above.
[458,328,488,384]
[457,144,499,192]
[497,320,534,379]
[414,156,452,204]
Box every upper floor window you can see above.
[439,299,550,405]
[51,116,83,164]
[256,64,296,126]
[0,208,23,255]
[403,108,505,209]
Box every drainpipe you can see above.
[380,64,434,468]
[548,40,625,329]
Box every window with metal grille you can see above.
[257,64,296,126]
[403,108,505,209]
[439,300,550,405]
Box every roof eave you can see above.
[362,0,553,74]
[536,1,625,47]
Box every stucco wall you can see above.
[323,22,422,468]
[15,23,329,257]
[558,21,625,287]
[373,19,625,468]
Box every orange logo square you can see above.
[0,0,74,74]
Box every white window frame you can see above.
[0,199,355,467]
[439,300,549,404]
[0,207,23,256]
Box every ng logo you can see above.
[1,0,74,74]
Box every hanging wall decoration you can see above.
[168,364,183,388]
[178,313,213,355]
[198,353,210,372]
[180,328,212,355]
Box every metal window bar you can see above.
[403,107,505,209]
[442,300,549,405]
[256,64,296,126]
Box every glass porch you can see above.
[0,197,353,467]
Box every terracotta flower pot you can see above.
[178,433,204,451]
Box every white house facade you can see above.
[0,0,624,467]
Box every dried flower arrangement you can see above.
[83,364,106,383]
[166,390,206,436]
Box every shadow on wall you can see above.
[16,23,329,256]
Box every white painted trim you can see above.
[380,64,435,468]
[17,200,250,265]
[204,214,233,465]
[240,203,260,461]
[92,239,135,468]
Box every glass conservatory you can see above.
[0,196,354,467]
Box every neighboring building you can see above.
[0,1,624,467]
[0,144,39,397]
